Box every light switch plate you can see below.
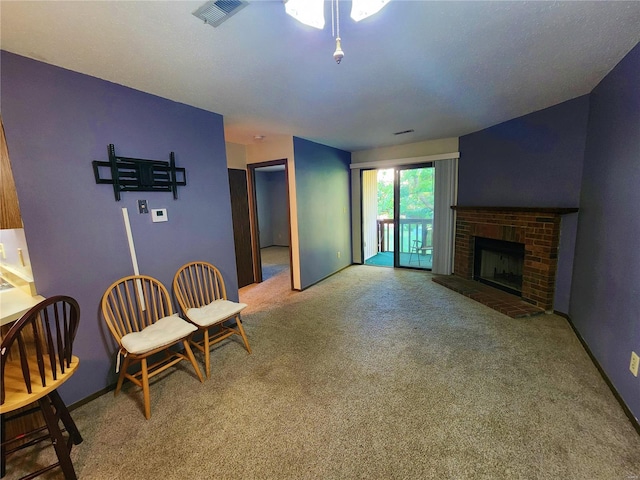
[151,208,168,223]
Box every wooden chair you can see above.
[173,262,251,379]
[1,296,83,480]
[101,275,203,419]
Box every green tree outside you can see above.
[377,166,434,253]
[377,167,434,220]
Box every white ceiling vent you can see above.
[192,0,248,28]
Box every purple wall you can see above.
[270,171,290,247]
[1,52,238,405]
[255,171,274,247]
[458,96,589,208]
[570,43,640,421]
[458,96,590,313]
[293,137,352,289]
[255,170,289,248]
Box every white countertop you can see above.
[0,288,45,326]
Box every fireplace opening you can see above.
[473,237,525,296]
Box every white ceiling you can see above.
[1,1,639,152]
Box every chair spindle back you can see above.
[174,262,227,311]
[1,296,80,405]
[101,275,174,342]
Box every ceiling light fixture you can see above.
[284,0,390,64]
[284,0,325,29]
[351,0,390,22]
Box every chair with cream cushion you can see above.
[101,275,203,419]
[173,261,251,378]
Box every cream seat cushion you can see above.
[121,314,197,354]
[186,300,247,327]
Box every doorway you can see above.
[362,164,434,270]
[395,164,434,269]
[247,160,293,287]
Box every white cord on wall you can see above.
[122,207,145,310]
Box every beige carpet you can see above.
[5,265,640,479]
[260,246,290,281]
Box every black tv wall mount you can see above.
[92,144,186,201]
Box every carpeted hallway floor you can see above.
[6,265,640,479]
[260,246,290,281]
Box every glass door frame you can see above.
[393,162,434,270]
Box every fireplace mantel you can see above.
[451,206,577,312]
[452,206,578,214]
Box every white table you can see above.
[0,288,45,326]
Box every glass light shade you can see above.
[350,0,390,22]
[285,0,325,29]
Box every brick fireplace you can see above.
[452,206,577,312]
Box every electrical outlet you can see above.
[630,351,639,377]
[337,251,341,259]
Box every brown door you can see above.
[228,169,254,288]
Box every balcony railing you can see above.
[377,218,433,253]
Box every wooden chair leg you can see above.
[114,355,130,397]
[1,413,6,478]
[39,396,78,480]
[182,340,204,383]
[236,316,252,354]
[204,330,211,379]
[141,358,151,420]
[50,390,83,446]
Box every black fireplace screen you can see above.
[473,237,524,296]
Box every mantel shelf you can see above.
[451,206,579,215]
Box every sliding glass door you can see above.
[394,164,434,269]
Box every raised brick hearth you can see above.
[450,206,577,312]
[432,274,545,318]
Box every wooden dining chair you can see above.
[1,295,82,480]
[101,275,203,419]
[173,261,251,379]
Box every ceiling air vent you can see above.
[192,0,248,28]
[393,129,415,136]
